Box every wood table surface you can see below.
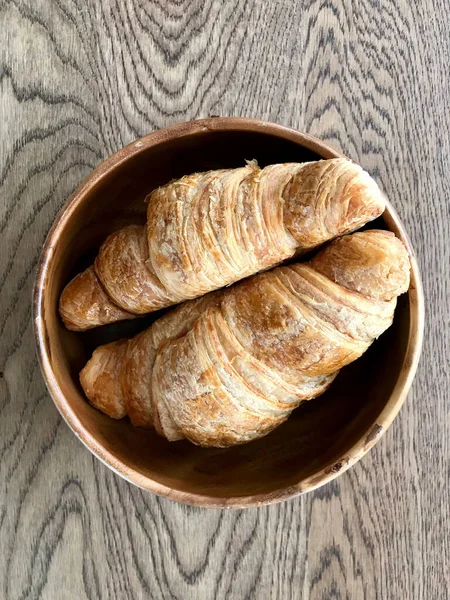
[1,1,449,598]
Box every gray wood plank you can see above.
[1,1,448,598]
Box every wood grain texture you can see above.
[0,0,448,598]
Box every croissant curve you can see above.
[60,159,385,330]
[80,230,410,447]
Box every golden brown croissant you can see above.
[60,159,385,331]
[80,230,410,447]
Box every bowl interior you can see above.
[39,127,411,502]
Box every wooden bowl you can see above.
[34,117,424,508]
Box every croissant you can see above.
[60,158,385,331]
[80,230,410,447]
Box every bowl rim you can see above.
[33,117,425,508]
